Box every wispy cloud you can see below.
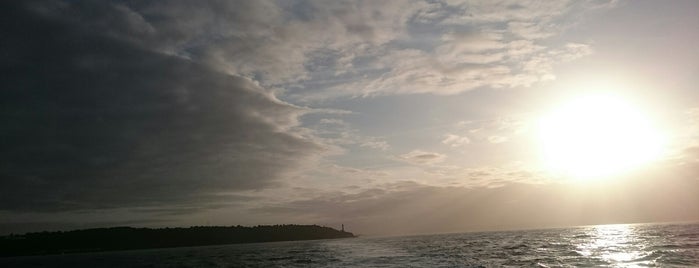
[42,0,614,102]
[442,134,471,147]
[399,150,447,165]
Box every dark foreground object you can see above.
[0,225,355,257]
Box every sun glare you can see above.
[537,94,665,180]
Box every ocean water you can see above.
[2,223,698,267]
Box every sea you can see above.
[2,223,698,267]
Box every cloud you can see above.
[399,150,447,165]
[290,1,611,100]
[488,136,509,144]
[309,117,389,151]
[360,140,391,151]
[20,0,616,103]
[442,134,471,147]
[253,177,699,235]
[0,1,328,212]
[0,0,625,226]
[458,115,529,145]
[125,0,425,88]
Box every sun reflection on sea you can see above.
[575,224,651,267]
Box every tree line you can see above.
[0,224,355,257]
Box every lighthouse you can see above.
[341,224,344,232]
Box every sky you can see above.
[1,0,699,236]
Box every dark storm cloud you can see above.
[0,1,323,212]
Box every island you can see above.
[0,224,355,257]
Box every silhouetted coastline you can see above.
[0,224,355,257]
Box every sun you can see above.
[537,93,664,180]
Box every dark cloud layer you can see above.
[0,1,322,212]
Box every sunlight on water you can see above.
[576,224,648,267]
